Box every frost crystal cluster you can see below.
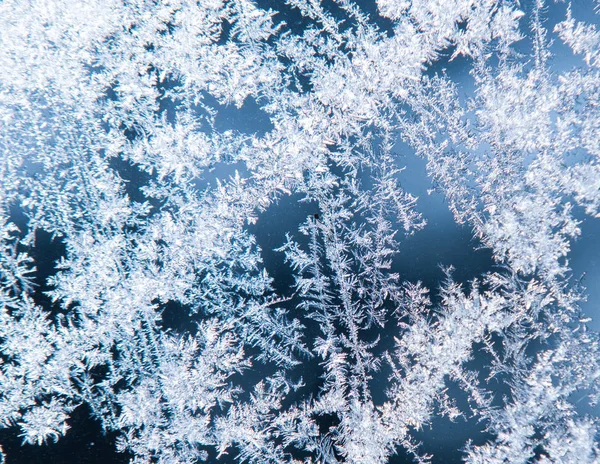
[1,0,600,462]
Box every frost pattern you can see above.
[1,0,600,463]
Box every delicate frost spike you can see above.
[555,7,600,68]
[465,329,600,464]
[18,400,71,446]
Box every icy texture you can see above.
[1,0,600,462]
